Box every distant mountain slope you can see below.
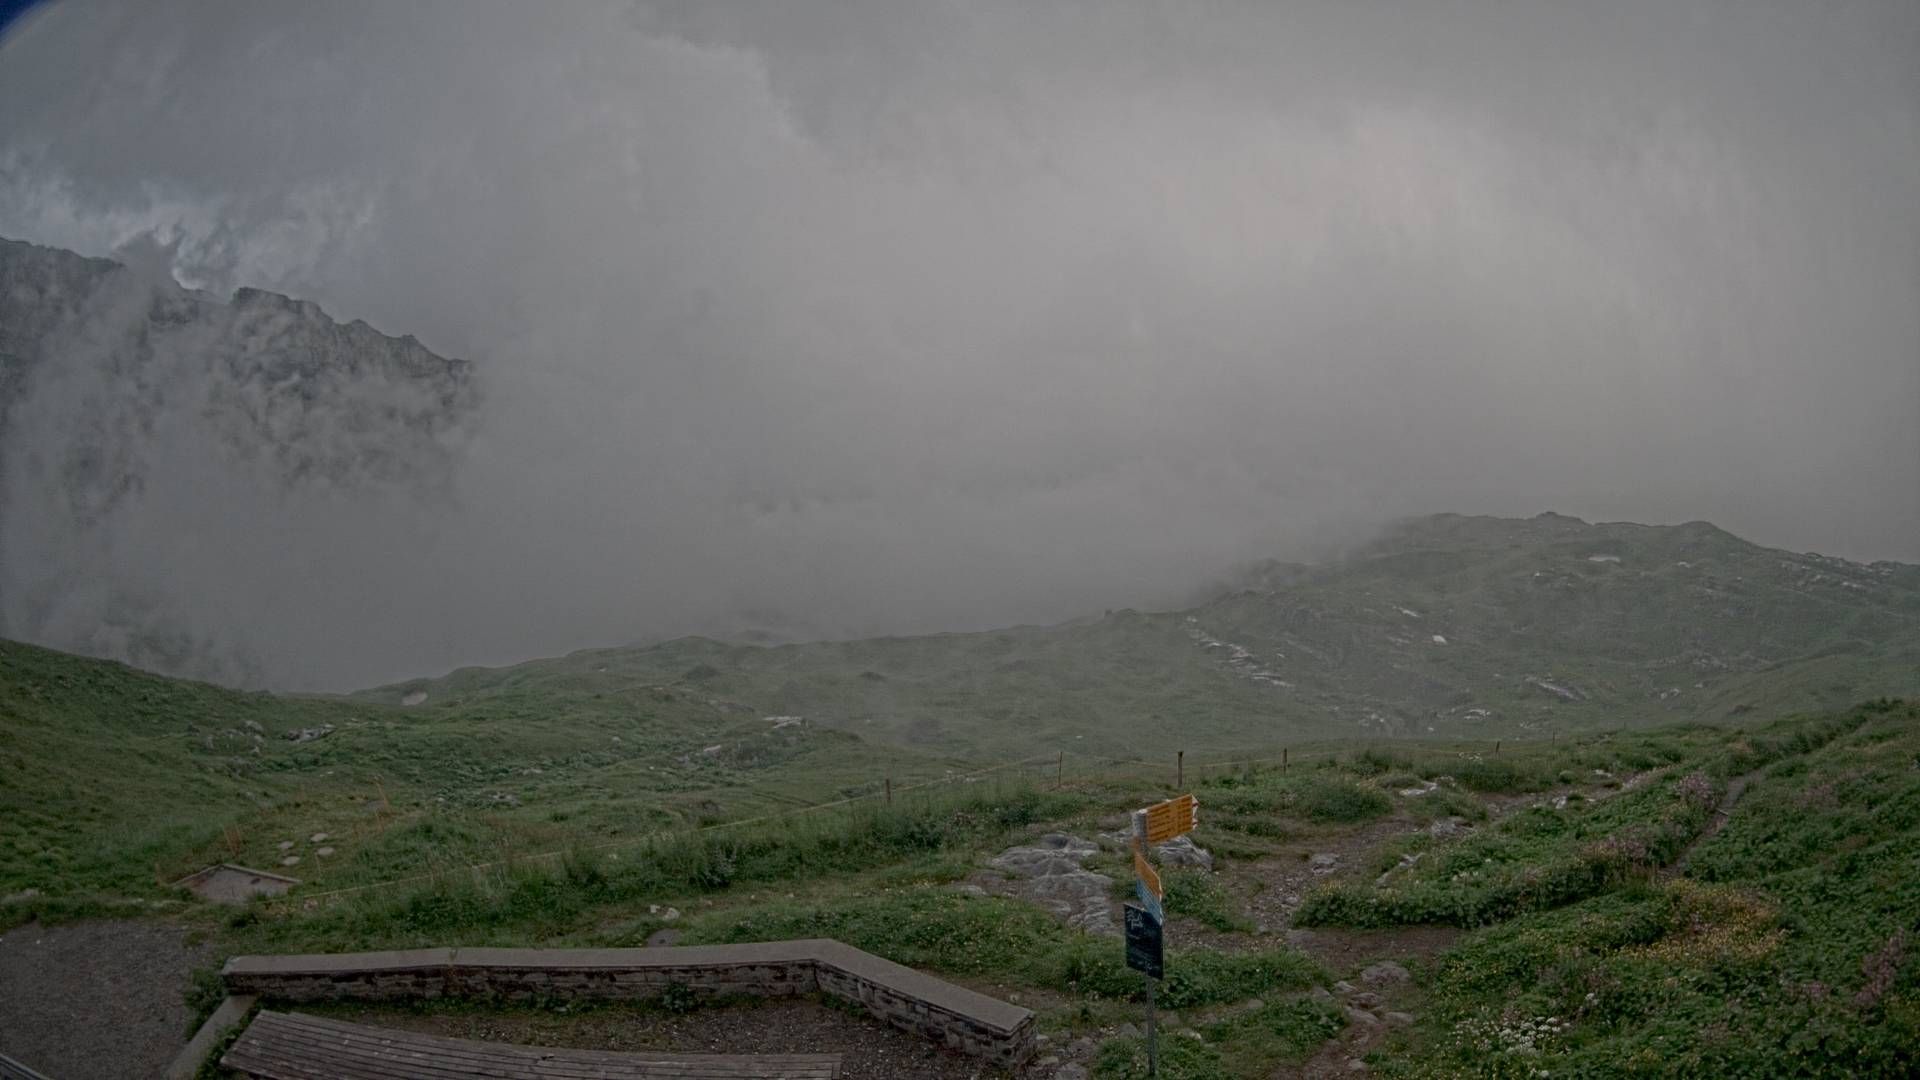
[0,236,477,682]
[364,513,1920,757]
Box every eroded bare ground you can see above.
[0,918,212,1080]
[1198,780,1641,1076]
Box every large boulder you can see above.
[983,834,1117,935]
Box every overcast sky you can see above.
[1,0,1916,689]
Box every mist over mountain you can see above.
[0,1,1915,692]
[0,236,476,684]
[363,511,1920,758]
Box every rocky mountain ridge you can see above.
[0,235,478,682]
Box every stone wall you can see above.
[221,939,1034,1067]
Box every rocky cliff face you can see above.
[0,236,478,683]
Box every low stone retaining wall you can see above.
[222,939,1034,1068]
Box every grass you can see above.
[1295,712,1867,930]
[1094,998,1345,1079]
[1372,699,1920,1077]
[219,778,1094,953]
[680,887,1324,1009]
[1163,868,1255,934]
[351,513,1920,761]
[0,636,988,927]
[7,626,1920,1078]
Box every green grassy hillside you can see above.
[0,638,962,913]
[361,514,1920,759]
[5,631,1916,1076]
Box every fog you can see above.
[1,0,1916,690]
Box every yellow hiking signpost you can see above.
[1135,792,1200,844]
[1126,791,1199,1077]
[1133,846,1162,901]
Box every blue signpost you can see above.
[1123,902,1163,1073]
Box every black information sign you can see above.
[1124,902,1164,980]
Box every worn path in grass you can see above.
[0,918,209,1079]
[1660,766,1763,880]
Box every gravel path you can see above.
[316,997,1025,1079]
[0,919,212,1079]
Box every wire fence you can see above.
[267,735,1556,911]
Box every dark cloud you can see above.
[1,0,1915,688]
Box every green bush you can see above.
[1298,778,1392,823]
[1451,758,1547,794]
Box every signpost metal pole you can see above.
[1127,791,1199,1079]
[1145,972,1158,1076]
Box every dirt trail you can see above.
[0,919,211,1079]
[1662,768,1763,879]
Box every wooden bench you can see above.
[222,1010,843,1079]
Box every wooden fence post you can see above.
[1177,750,1184,789]
[1057,751,1064,789]
[1283,747,1289,774]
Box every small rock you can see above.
[243,720,263,733]
[1333,980,1357,995]
[1346,1059,1370,1072]
[310,832,329,844]
[1361,960,1411,985]
[1154,835,1213,871]
[1384,1011,1414,1027]
[1053,1065,1090,1080]
[1068,1037,1097,1057]
[1118,1022,1142,1039]
[1348,991,1385,1009]
[1036,1055,1061,1067]
[1310,986,1334,1003]
[281,855,300,867]
[660,906,680,921]
[1429,817,1470,839]
[316,847,335,857]
[1309,852,1340,874]
[1345,1007,1381,1026]
[1034,1034,1052,1047]
[277,840,294,851]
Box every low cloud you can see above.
[1,0,1915,689]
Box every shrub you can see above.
[1452,758,1547,794]
[1298,779,1392,823]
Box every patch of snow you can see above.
[1397,607,1423,619]
[1431,634,1448,645]
[1588,555,1621,564]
